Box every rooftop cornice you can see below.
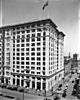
[0,18,57,30]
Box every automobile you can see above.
[1,83,7,88]
[11,85,18,91]
[17,86,24,92]
[72,80,74,83]
[62,91,66,97]
[57,87,62,91]
[65,84,68,88]
[6,84,12,90]
[54,95,60,100]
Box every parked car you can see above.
[62,91,66,97]
[1,83,7,88]
[17,86,24,92]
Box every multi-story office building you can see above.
[0,19,65,91]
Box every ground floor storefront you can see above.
[3,69,64,91]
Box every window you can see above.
[16,66,19,69]
[17,57,20,60]
[21,57,24,60]
[17,44,20,47]
[43,42,45,45]
[22,31,25,34]
[37,52,40,56]
[37,62,41,65]
[37,57,41,61]
[31,38,35,42]
[17,35,20,39]
[31,67,35,70]
[13,61,15,64]
[26,57,29,60]
[13,65,15,68]
[43,47,45,51]
[31,48,35,51]
[17,53,20,56]
[43,67,45,70]
[37,48,40,51]
[7,43,10,46]
[6,48,9,51]
[37,33,41,36]
[37,67,40,70]
[26,62,29,65]
[13,57,15,60]
[26,30,30,33]
[21,53,24,56]
[17,61,20,64]
[22,35,25,38]
[43,62,45,65]
[26,34,30,38]
[43,27,47,31]
[13,44,15,47]
[6,38,10,42]
[17,39,20,43]
[37,38,40,41]
[37,43,40,46]
[31,62,35,65]
[43,37,45,41]
[26,43,29,46]
[31,29,35,32]
[13,40,15,43]
[32,34,35,37]
[21,66,24,68]
[43,52,45,56]
[26,39,29,42]
[21,48,24,51]
[26,53,29,55]
[13,53,15,55]
[17,32,20,34]
[21,62,24,64]
[31,57,35,60]
[26,48,29,51]
[31,43,35,46]
[31,71,35,74]
[21,39,24,42]
[37,72,40,74]
[17,48,20,51]
[13,36,15,39]
[43,57,45,61]
[31,52,35,56]
[43,32,46,36]
[13,32,16,35]
[37,28,42,32]
[21,44,25,47]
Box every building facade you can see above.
[71,53,78,70]
[0,19,65,91]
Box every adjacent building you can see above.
[0,19,65,91]
[64,55,71,76]
[71,53,78,70]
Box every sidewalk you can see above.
[26,74,72,97]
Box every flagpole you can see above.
[1,0,2,27]
[47,0,49,19]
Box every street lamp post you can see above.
[44,89,47,100]
[23,68,30,100]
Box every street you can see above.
[0,87,44,100]
[0,73,79,100]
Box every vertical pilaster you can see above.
[41,78,43,90]
[35,78,37,90]
[30,77,32,88]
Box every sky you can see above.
[0,0,80,57]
